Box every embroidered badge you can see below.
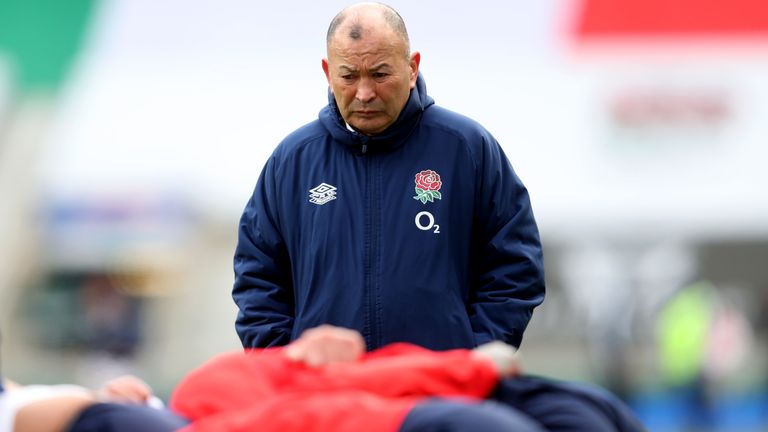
[309,183,338,205]
[413,169,442,204]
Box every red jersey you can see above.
[170,343,500,432]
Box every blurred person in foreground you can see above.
[2,325,638,431]
[172,325,641,431]
[231,2,644,431]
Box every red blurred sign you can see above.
[575,0,768,37]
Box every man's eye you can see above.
[373,72,388,79]
[341,74,355,80]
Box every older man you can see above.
[232,4,644,431]
[233,1,544,353]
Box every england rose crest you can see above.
[413,169,442,204]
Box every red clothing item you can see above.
[170,343,500,432]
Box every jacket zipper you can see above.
[360,137,380,350]
[370,155,381,349]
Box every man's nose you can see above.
[355,78,376,103]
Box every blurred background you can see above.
[1,0,766,430]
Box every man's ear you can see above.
[409,52,421,88]
[322,58,332,87]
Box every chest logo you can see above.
[413,169,442,204]
[309,183,338,205]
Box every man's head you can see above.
[323,2,420,135]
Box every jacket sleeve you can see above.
[468,135,545,348]
[233,156,295,348]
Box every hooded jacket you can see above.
[233,74,544,351]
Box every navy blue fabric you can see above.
[233,73,545,351]
[401,399,545,432]
[67,403,188,432]
[493,376,647,432]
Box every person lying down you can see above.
[1,325,644,432]
[170,325,643,432]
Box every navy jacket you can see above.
[233,74,545,351]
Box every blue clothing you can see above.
[493,376,647,432]
[67,403,188,432]
[401,399,545,432]
[233,74,545,351]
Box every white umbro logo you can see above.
[308,183,338,205]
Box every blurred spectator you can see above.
[656,280,754,430]
[78,274,142,357]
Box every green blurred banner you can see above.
[0,0,97,90]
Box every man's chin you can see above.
[349,119,390,136]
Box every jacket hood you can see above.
[318,73,434,153]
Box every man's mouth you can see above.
[356,110,379,117]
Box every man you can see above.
[231,4,646,431]
[172,325,643,432]
[233,1,544,352]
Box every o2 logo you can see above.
[414,211,440,234]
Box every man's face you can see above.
[323,27,419,135]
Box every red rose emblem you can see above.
[413,169,443,204]
[415,170,442,191]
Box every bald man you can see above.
[232,4,644,431]
[234,0,544,357]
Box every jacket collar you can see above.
[319,73,434,154]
